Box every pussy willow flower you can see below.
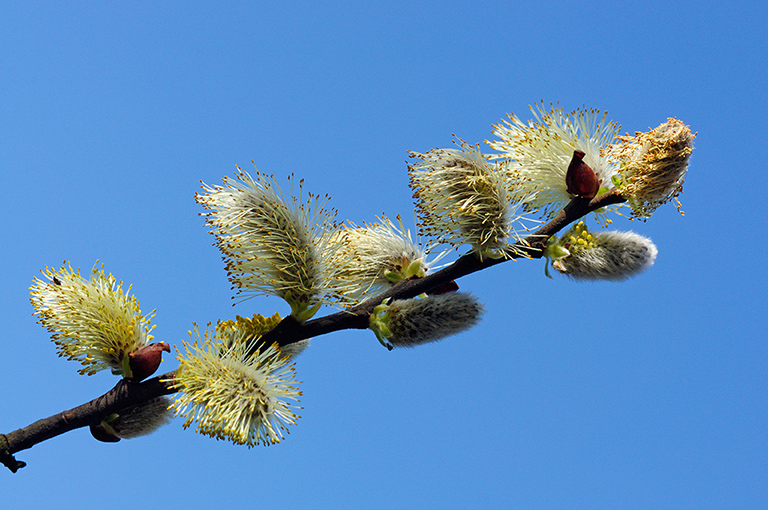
[217,312,310,357]
[197,169,346,322]
[369,293,485,349]
[102,396,174,439]
[29,262,155,376]
[487,103,621,219]
[408,142,531,260]
[170,322,301,447]
[605,118,695,218]
[328,215,442,303]
[546,222,657,280]
[215,312,282,346]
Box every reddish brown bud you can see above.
[127,342,171,381]
[565,150,599,199]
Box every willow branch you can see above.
[263,191,625,346]
[2,373,176,465]
[2,191,624,471]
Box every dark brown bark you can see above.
[2,374,176,469]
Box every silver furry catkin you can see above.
[109,396,174,439]
[554,230,657,280]
[280,339,310,358]
[382,293,485,348]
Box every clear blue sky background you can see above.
[2,2,766,509]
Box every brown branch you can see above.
[2,372,176,470]
[1,191,624,472]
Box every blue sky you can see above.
[2,1,766,508]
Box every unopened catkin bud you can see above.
[369,293,484,349]
[280,339,310,358]
[90,397,173,442]
[127,342,171,381]
[550,223,657,280]
[108,397,174,439]
[565,150,600,199]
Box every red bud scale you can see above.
[565,150,599,199]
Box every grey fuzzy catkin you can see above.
[110,396,173,439]
[558,231,657,280]
[281,338,310,358]
[387,293,484,347]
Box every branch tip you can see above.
[0,434,26,473]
